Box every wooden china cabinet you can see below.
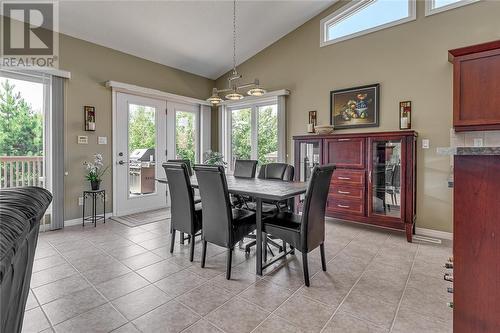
[294,130,417,242]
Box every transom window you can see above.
[320,0,416,47]
[425,0,479,16]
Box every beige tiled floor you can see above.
[24,218,452,333]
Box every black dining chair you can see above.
[231,159,258,208]
[193,164,256,280]
[262,164,335,286]
[244,164,295,254]
[233,159,258,178]
[162,162,202,262]
[167,159,193,176]
[257,163,288,180]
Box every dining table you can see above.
[156,175,308,275]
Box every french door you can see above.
[114,93,167,216]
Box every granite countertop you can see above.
[437,147,500,156]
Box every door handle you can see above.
[337,139,351,142]
[338,176,351,180]
[338,190,351,194]
[118,160,128,165]
[338,204,350,208]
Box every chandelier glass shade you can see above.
[207,0,266,105]
[207,88,223,105]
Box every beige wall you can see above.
[215,0,500,233]
[59,34,213,221]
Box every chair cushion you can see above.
[231,209,256,246]
[262,212,302,249]
[245,201,278,215]
[193,202,203,231]
[263,212,301,231]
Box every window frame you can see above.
[425,0,479,16]
[221,96,286,172]
[320,0,416,47]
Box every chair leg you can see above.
[170,230,176,253]
[320,243,327,271]
[201,240,207,268]
[226,248,233,280]
[189,235,195,262]
[302,252,310,287]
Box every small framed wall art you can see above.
[399,101,411,130]
[84,106,96,131]
[308,111,317,133]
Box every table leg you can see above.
[82,194,85,227]
[93,194,97,227]
[103,192,106,223]
[256,197,263,276]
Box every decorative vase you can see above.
[90,180,101,190]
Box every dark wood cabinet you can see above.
[453,154,500,332]
[294,130,417,242]
[449,40,500,132]
[323,138,365,169]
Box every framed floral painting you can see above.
[330,84,379,129]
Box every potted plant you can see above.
[203,150,227,167]
[83,153,108,190]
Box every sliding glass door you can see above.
[0,70,52,230]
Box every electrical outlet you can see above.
[98,136,107,144]
[78,197,84,206]
[422,139,430,149]
[473,138,483,147]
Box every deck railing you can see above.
[0,156,44,188]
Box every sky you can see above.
[0,76,44,114]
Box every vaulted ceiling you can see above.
[57,1,334,79]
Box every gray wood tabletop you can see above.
[156,175,307,200]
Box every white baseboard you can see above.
[64,213,114,227]
[415,227,453,240]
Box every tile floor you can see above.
[24,218,453,333]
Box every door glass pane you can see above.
[257,105,278,165]
[372,140,401,218]
[128,104,156,197]
[0,77,45,189]
[231,108,251,165]
[175,111,196,165]
[299,141,321,183]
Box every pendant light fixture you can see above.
[207,0,266,105]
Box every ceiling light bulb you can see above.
[247,87,266,96]
[225,92,244,100]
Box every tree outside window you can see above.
[175,111,196,165]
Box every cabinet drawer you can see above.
[324,138,365,169]
[330,185,364,201]
[331,169,365,186]
[327,198,364,216]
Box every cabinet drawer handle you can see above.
[338,176,351,180]
[337,139,351,142]
[338,204,350,208]
[338,190,351,194]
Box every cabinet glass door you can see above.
[370,139,403,218]
[299,141,321,182]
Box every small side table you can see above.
[82,189,106,227]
